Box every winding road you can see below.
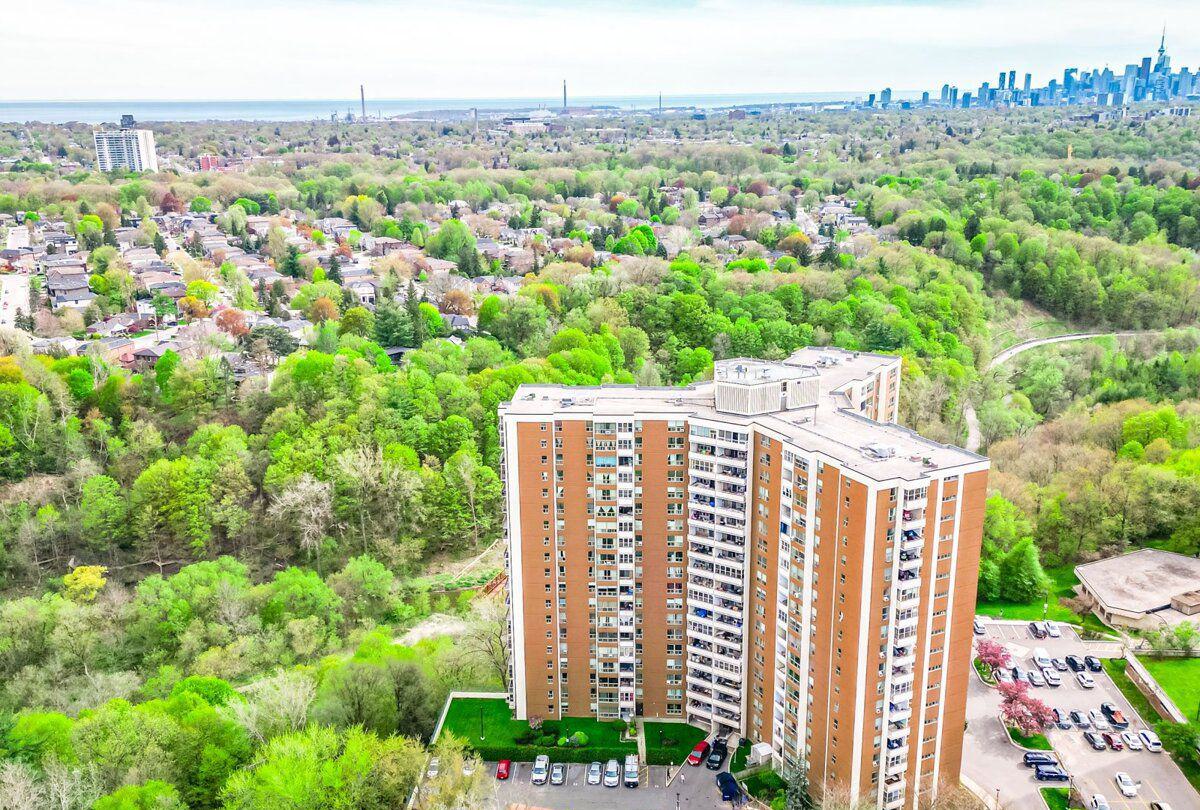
[964,331,1164,452]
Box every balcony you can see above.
[888,701,912,723]
[892,646,916,668]
[900,529,924,553]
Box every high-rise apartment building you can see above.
[93,119,158,173]
[501,348,988,809]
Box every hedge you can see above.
[466,743,635,764]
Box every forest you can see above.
[1,106,1199,807]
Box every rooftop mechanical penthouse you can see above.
[499,347,988,809]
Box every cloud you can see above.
[3,0,1195,100]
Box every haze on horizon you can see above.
[5,0,1198,102]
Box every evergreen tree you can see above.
[327,254,343,283]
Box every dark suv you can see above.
[705,739,728,771]
[1065,655,1085,672]
[1028,621,1048,639]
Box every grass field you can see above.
[741,769,786,802]
[1141,657,1200,720]
[1008,726,1052,750]
[439,696,628,753]
[1040,786,1071,810]
[1103,659,1162,723]
[643,721,708,765]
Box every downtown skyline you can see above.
[3,0,1198,103]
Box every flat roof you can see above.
[501,349,983,484]
[1076,548,1200,614]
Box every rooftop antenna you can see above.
[360,84,366,122]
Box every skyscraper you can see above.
[93,117,158,173]
[501,350,988,809]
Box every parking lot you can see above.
[964,619,1198,809]
[489,760,730,810]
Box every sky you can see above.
[5,0,1198,101]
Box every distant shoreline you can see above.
[0,92,913,124]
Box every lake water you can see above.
[0,92,907,124]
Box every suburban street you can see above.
[965,620,1198,809]
[0,272,30,328]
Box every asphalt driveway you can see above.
[964,619,1198,809]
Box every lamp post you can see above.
[479,704,485,741]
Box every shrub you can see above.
[541,720,560,737]
[557,736,569,747]
[569,731,588,747]
[537,734,557,747]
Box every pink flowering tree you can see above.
[976,638,1012,670]
[998,680,1055,737]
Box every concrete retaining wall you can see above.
[1124,653,1188,723]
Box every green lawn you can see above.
[1040,786,1071,810]
[730,737,752,773]
[440,698,635,762]
[643,721,707,765]
[973,657,996,684]
[741,769,786,802]
[1141,657,1200,720]
[1007,726,1052,750]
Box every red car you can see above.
[686,740,711,766]
[1102,732,1124,751]
[495,759,512,780]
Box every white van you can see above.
[1032,647,1051,669]
[623,754,639,788]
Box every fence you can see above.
[1123,652,1188,723]
[481,571,508,597]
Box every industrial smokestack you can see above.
[563,80,567,111]
[360,85,366,121]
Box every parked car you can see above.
[1065,655,1085,672]
[1035,765,1069,782]
[496,760,511,781]
[1029,621,1048,639]
[1083,732,1107,750]
[1052,708,1072,729]
[1084,655,1103,672]
[1100,702,1129,729]
[1089,796,1111,810]
[1102,732,1124,751]
[1051,657,1069,672]
[1121,730,1143,751]
[587,762,602,785]
[623,754,639,788]
[1042,668,1061,687]
[426,758,440,779]
[973,618,985,635]
[1140,729,1163,752]
[1089,710,1112,732]
[1011,665,1028,682]
[1070,710,1090,728]
[550,763,566,786]
[1028,669,1046,687]
[716,771,741,802]
[1023,751,1058,767]
[531,755,550,785]
[994,668,1013,684]
[1114,772,1139,798]
[687,740,711,766]
[706,739,729,770]
[1149,803,1173,810]
[1077,672,1096,689]
[1045,621,1062,638]
[1032,647,1052,669]
[604,759,621,788]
